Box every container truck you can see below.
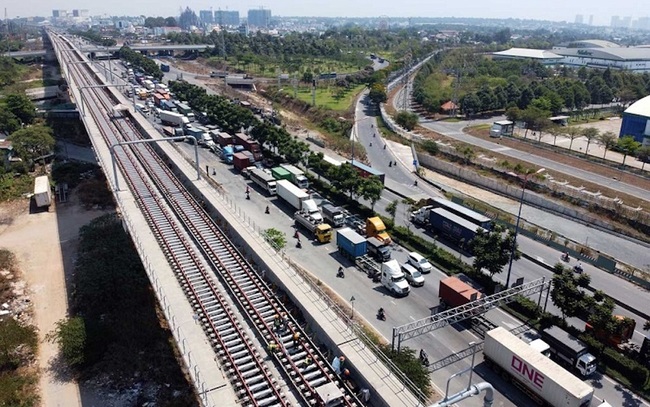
[380,260,410,297]
[221,146,234,164]
[585,315,635,347]
[294,211,332,243]
[271,166,292,182]
[216,132,233,147]
[541,326,597,377]
[33,175,52,209]
[249,168,277,195]
[160,100,176,112]
[233,152,252,171]
[366,237,391,262]
[174,102,195,121]
[162,126,184,138]
[234,133,263,161]
[484,327,595,407]
[275,180,322,221]
[159,110,190,127]
[280,164,309,189]
[321,204,344,227]
[160,63,170,72]
[366,217,391,245]
[336,228,368,260]
[429,208,482,245]
[438,276,482,309]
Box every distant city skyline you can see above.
[6,0,649,28]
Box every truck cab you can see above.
[366,237,391,262]
[301,199,323,223]
[366,216,391,244]
[380,260,410,297]
[321,204,345,227]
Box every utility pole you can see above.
[311,79,316,106]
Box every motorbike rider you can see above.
[377,307,385,320]
[337,266,345,278]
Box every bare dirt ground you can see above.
[0,197,110,407]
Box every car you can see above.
[407,252,433,274]
[401,263,424,287]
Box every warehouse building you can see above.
[620,95,650,145]
[492,48,563,65]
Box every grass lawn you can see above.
[293,84,365,111]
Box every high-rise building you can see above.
[247,8,271,28]
[199,10,213,24]
[52,10,67,18]
[612,16,632,28]
[575,14,584,24]
[215,10,239,26]
[588,15,593,25]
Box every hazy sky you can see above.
[9,0,645,26]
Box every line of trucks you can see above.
[438,276,613,406]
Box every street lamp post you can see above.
[505,168,545,289]
[350,296,356,320]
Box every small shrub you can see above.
[47,317,86,367]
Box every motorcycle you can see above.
[573,263,583,273]
[296,239,302,249]
[419,350,430,367]
[336,267,345,278]
[561,252,570,262]
[377,308,386,321]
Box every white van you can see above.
[135,103,150,114]
[407,252,433,274]
[401,263,425,287]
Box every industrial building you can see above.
[492,39,650,72]
[620,95,650,145]
[492,48,563,65]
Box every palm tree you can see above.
[581,127,599,156]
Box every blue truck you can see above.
[221,145,234,164]
[160,63,170,72]
[337,227,367,259]
[429,208,483,245]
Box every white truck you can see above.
[159,110,190,127]
[33,175,52,209]
[380,260,410,297]
[280,164,309,189]
[484,327,595,407]
[321,204,344,227]
[249,168,277,195]
[276,180,322,221]
[541,326,597,377]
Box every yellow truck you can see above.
[366,217,391,245]
[294,211,332,243]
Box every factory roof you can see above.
[554,47,650,61]
[624,95,650,118]
[492,48,563,60]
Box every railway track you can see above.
[52,32,360,407]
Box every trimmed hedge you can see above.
[601,347,649,387]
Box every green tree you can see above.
[581,127,599,156]
[0,109,21,134]
[636,145,650,171]
[457,145,475,164]
[551,268,586,320]
[505,106,522,123]
[4,94,36,125]
[47,317,86,367]
[565,126,582,152]
[302,71,314,83]
[8,126,55,164]
[262,228,286,251]
[359,176,384,210]
[618,135,641,167]
[597,131,618,159]
[368,83,387,104]
[394,110,418,131]
[468,224,517,276]
[386,199,398,222]
[329,163,361,199]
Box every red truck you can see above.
[586,315,636,347]
[216,132,233,147]
[438,276,482,309]
[233,152,252,171]
[234,132,262,161]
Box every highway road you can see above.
[419,117,650,203]
[387,87,650,269]
[168,138,646,407]
[117,60,648,406]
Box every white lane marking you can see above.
[409,316,415,320]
